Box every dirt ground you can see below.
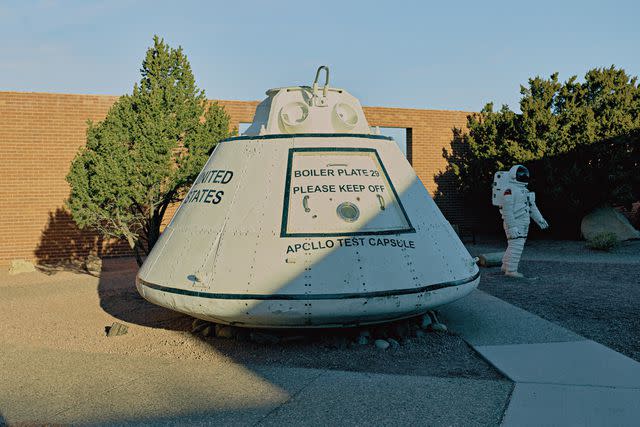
[0,258,502,381]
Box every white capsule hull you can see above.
[136,275,479,328]
[136,134,479,328]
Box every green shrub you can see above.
[585,232,619,251]
[66,36,232,265]
[441,66,640,237]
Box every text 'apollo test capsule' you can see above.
[136,66,480,328]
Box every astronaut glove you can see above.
[506,227,520,239]
[538,219,549,230]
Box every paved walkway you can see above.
[439,290,640,426]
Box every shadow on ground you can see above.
[94,257,503,380]
[92,175,506,382]
[96,258,190,330]
[33,208,129,275]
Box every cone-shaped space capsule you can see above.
[136,67,480,328]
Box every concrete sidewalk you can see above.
[440,290,640,426]
[0,343,510,426]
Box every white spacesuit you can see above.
[495,165,548,278]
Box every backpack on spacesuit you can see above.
[492,171,509,207]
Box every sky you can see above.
[1,0,639,112]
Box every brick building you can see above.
[0,91,471,266]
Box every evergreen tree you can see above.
[444,66,640,236]
[67,36,232,265]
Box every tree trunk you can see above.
[132,241,145,267]
[147,212,162,254]
[125,232,144,267]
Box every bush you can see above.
[585,232,619,251]
[443,66,640,237]
[66,36,232,265]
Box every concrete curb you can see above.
[440,290,640,426]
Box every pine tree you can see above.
[67,36,232,265]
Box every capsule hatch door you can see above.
[281,148,414,237]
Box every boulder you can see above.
[8,259,36,275]
[374,339,390,350]
[429,322,448,332]
[477,252,504,267]
[420,314,433,330]
[387,338,400,349]
[106,322,128,337]
[84,255,103,274]
[191,319,208,334]
[355,330,370,345]
[215,325,236,339]
[581,206,640,241]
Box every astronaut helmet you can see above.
[508,165,530,185]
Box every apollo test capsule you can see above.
[136,66,480,328]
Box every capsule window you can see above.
[279,102,309,132]
[332,102,358,130]
[336,202,360,222]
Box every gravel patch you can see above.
[479,259,640,362]
[468,239,640,264]
[198,326,504,380]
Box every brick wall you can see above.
[0,91,471,266]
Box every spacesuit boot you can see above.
[503,237,526,278]
[496,165,549,279]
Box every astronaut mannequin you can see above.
[494,165,549,278]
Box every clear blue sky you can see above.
[1,0,638,112]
